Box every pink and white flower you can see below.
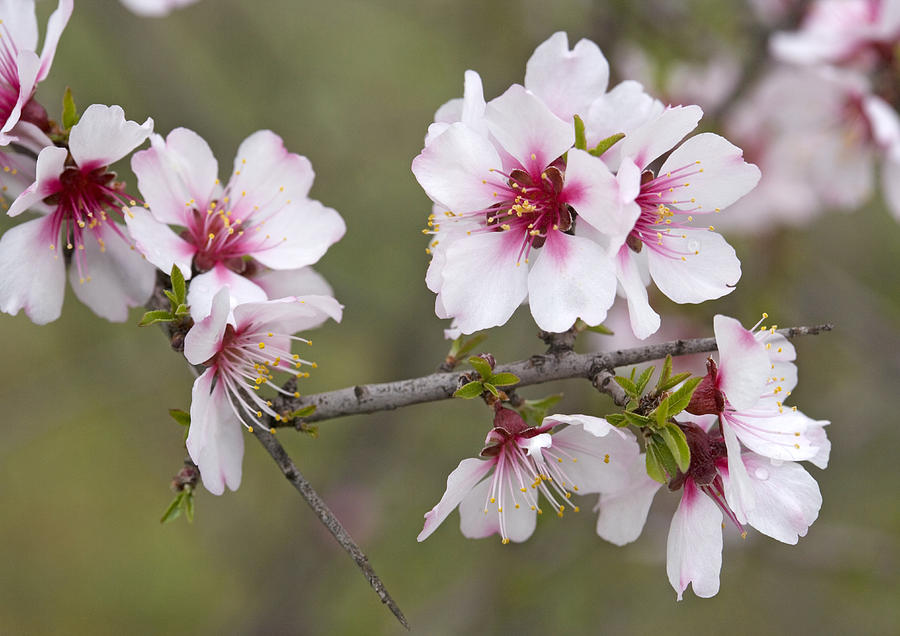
[418,409,639,544]
[586,107,760,339]
[595,419,824,600]
[126,127,346,319]
[183,287,342,495]
[0,0,72,146]
[0,104,155,324]
[414,84,637,334]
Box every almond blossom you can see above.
[584,107,760,339]
[0,0,72,146]
[417,408,639,544]
[183,287,342,495]
[125,127,346,319]
[0,104,155,324]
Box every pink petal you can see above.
[187,369,244,495]
[7,145,66,216]
[417,457,493,541]
[183,287,231,365]
[524,31,609,123]
[0,1,39,51]
[595,452,661,546]
[251,266,333,299]
[484,84,574,175]
[726,409,829,465]
[0,215,65,324]
[233,294,343,336]
[69,104,153,170]
[69,223,156,322]
[249,198,346,270]
[658,133,761,213]
[0,50,40,141]
[124,206,196,278]
[714,314,769,411]
[666,481,723,601]
[647,228,740,304]
[186,264,267,321]
[721,420,755,522]
[615,245,660,340]
[527,231,616,332]
[585,80,664,167]
[36,0,73,81]
[619,105,703,170]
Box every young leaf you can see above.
[488,372,519,387]
[661,423,691,472]
[160,492,185,524]
[139,310,175,326]
[589,132,625,157]
[650,438,679,480]
[454,381,484,399]
[657,354,673,390]
[291,404,317,419]
[170,265,186,306]
[613,375,639,397]
[524,394,563,411]
[623,411,651,427]
[62,87,79,130]
[635,365,655,394]
[645,446,667,484]
[482,382,500,397]
[183,489,195,523]
[573,114,587,151]
[163,290,178,305]
[168,409,191,427]
[454,333,487,358]
[467,356,493,380]
[584,323,614,335]
[654,395,670,428]
[604,413,627,427]
[657,371,694,393]
[667,377,704,416]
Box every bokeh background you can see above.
[1,0,898,634]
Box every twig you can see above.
[591,370,629,407]
[277,323,832,427]
[251,428,409,629]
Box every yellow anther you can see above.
[259,342,266,349]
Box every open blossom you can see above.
[771,0,900,68]
[0,0,72,145]
[585,107,760,339]
[184,287,342,495]
[125,127,346,320]
[0,104,155,324]
[418,409,639,544]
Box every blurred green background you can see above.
[0,0,898,634]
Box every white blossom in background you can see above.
[184,287,342,495]
[0,104,155,324]
[119,0,200,17]
[418,408,639,544]
[126,127,346,320]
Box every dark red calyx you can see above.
[686,358,725,415]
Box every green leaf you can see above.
[573,114,587,151]
[623,411,651,427]
[183,489,194,523]
[589,132,625,157]
[488,372,519,387]
[453,381,484,399]
[452,333,487,358]
[650,438,679,480]
[603,413,627,427]
[168,409,191,427]
[290,404,317,419]
[160,492,185,524]
[517,393,564,426]
[654,395,670,429]
[62,87,79,130]
[524,394,563,411]
[163,290,178,305]
[661,423,691,472]
[657,354,673,390]
[634,365,655,394]
[139,310,175,326]
[667,377,704,416]
[645,447,667,484]
[584,323,614,335]
[170,265,186,305]
[657,371,693,393]
[483,382,499,397]
[174,303,190,316]
[467,356,493,380]
[298,423,319,439]
[613,375,639,397]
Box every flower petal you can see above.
[418,457,493,541]
[548,418,640,493]
[619,105,703,170]
[68,104,153,170]
[721,420,755,522]
[36,0,74,82]
[186,263,267,321]
[8,145,67,217]
[647,228,740,304]
[725,409,829,464]
[233,294,343,336]
[124,206,195,278]
[585,80,664,167]
[615,245,660,339]
[714,314,769,410]
[666,480,723,600]
[251,266,334,299]
[527,231,616,332]
[227,130,315,214]
[183,287,231,365]
[458,474,537,543]
[248,198,346,270]
[0,215,65,323]
[595,452,661,546]
[187,369,244,495]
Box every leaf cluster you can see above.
[139,266,191,326]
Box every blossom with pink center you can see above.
[417,409,639,544]
[125,127,346,320]
[771,0,900,68]
[584,106,760,339]
[0,104,155,324]
[184,287,342,495]
[414,83,639,334]
[595,419,824,600]
[0,0,72,146]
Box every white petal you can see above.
[187,264,267,321]
[484,84,574,174]
[0,215,65,324]
[187,369,245,495]
[595,452,661,546]
[544,413,625,439]
[524,31,609,123]
[714,314,769,411]
[0,0,39,51]
[68,104,153,169]
[647,228,740,304]
[615,245,660,339]
[458,474,537,543]
[418,457,493,541]
[722,420,755,522]
[69,224,155,322]
[658,133,761,213]
[585,80,664,167]
[522,433,552,457]
[124,206,195,278]
[8,145,67,217]
[527,232,616,332]
[666,481,723,600]
[183,287,230,365]
[549,421,640,494]
[726,409,828,464]
[883,153,900,222]
[249,199,346,270]
[233,294,343,336]
[36,0,74,82]
[619,105,703,170]
[251,266,334,299]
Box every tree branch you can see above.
[251,428,409,629]
[277,323,833,427]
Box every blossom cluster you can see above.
[0,1,345,495]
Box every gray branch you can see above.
[276,323,833,427]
